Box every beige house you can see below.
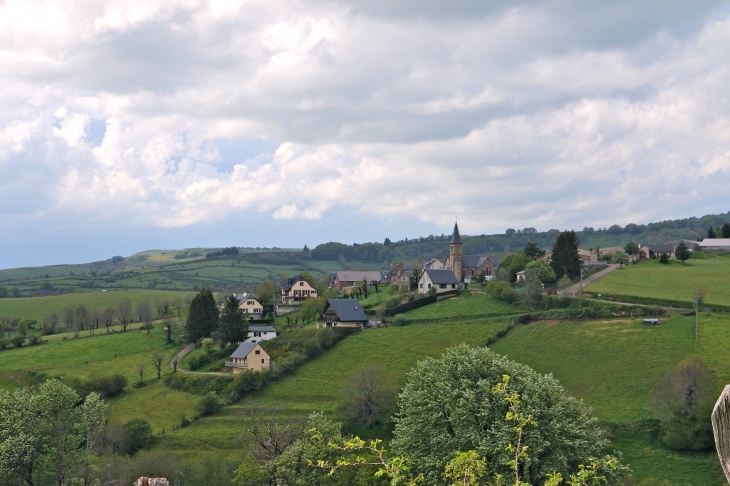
[226,342,270,374]
[390,267,413,291]
[281,276,319,305]
[544,248,598,263]
[418,269,459,295]
[234,293,264,320]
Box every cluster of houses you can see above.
[225,227,730,373]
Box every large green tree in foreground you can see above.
[391,344,626,485]
[187,287,219,343]
[550,230,582,280]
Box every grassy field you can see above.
[0,289,195,322]
[403,291,519,320]
[586,254,730,306]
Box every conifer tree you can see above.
[723,222,730,238]
[187,288,219,343]
[708,226,716,239]
[549,230,582,280]
[219,295,248,345]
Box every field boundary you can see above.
[587,292,730,312]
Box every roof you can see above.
[249,325,276,333]
[231,342,263,359]
[648,244,676,253]
[329,273,337,282]
[423,269,459,285]
[450,223,462,244]
[235,293,260,304]
[324,299,368,322]
[461,255,485,268]
[281,275,307,290]
[336,271,382,282]
[700,238,730,247]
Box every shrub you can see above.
[123,418,153,455]
[0,339,7,351]
[196,392,223,416]
[661,416,713,451]
[26,335,42,346]
[659,253,669,264]
[187,352,211,371]
[515,313,535,325]
[391,314,407,327]
[10,335,25,348]
[41,325,55,336]
[486,281,516,303]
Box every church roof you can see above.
[450,223,462,244]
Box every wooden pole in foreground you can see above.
[711,384,730,482]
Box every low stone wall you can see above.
[275,305,300,316]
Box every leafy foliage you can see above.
[391,344,623,485]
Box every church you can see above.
[442,223,502,281]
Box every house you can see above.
[646,244,676,259]
[334,271,382,291]
[699,238,730,253]
[281,276,319,305]
[442,223,502,280]
[245,325,277,343]
[321,299,368,328]
[235,293,264,320]
[390,268,413,292]
[225,342,270,374]
[418,269,459,295]
[328,274,337,288]
[418,258,444,271]
[544,248,598,263]
[515,270,526,282]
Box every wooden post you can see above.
[711,384,730,482]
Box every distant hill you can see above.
[311,211,730,266]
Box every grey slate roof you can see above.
[424,269,459,284]
[249,325,276,333]
[487,256,502,269]
[649,244,676,253]
[235,293,259,304]
[462,255,486,268]
[324,299,368,322]
[231,342,260,359]
[281,275,306,290]
[450,223,462,244]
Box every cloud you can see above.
[1,0,730,244]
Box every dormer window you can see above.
[299,282,304,286]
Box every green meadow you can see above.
[0,289,194,322]
[586,253,730,306]
[402,290,519,320]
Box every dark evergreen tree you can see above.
[549,230,582,280]
[624,240,640,259]
[186,288,219,343]
[676,241,691,263]
[523,241,546,260]
[723,222,730,238]
[219,295,248,345]
[708,226,715,239]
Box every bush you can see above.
[123,418,153,455]
[391,314,407,327]
[486,281,517,303]
[10,335,25,348]
[659,253,669,264]
[26,335,42,346]
[0,339,7,351]
[661,416,713,451]
[68,374,128,399]
[231,370,269,399]
[196,392,223,416]
[41,324,55,335]
[187,352,212,371]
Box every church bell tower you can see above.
[450,222,463,281]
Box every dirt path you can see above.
[566,264,619,295]
[169,343,231,376]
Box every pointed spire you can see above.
[450,222,462,244]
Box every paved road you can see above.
[566,264,619,296]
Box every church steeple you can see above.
[449,221,463,281]
[450,222,462,244]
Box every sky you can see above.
[2,0,730,269]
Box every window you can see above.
[300,281,304,286]
[261,359,265,363]
[254,332,261,337]
[419,283,423,288]
[439,284,446,289]
[452,284,456,288]
[428,284,431,288]
[255,350,260,355]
